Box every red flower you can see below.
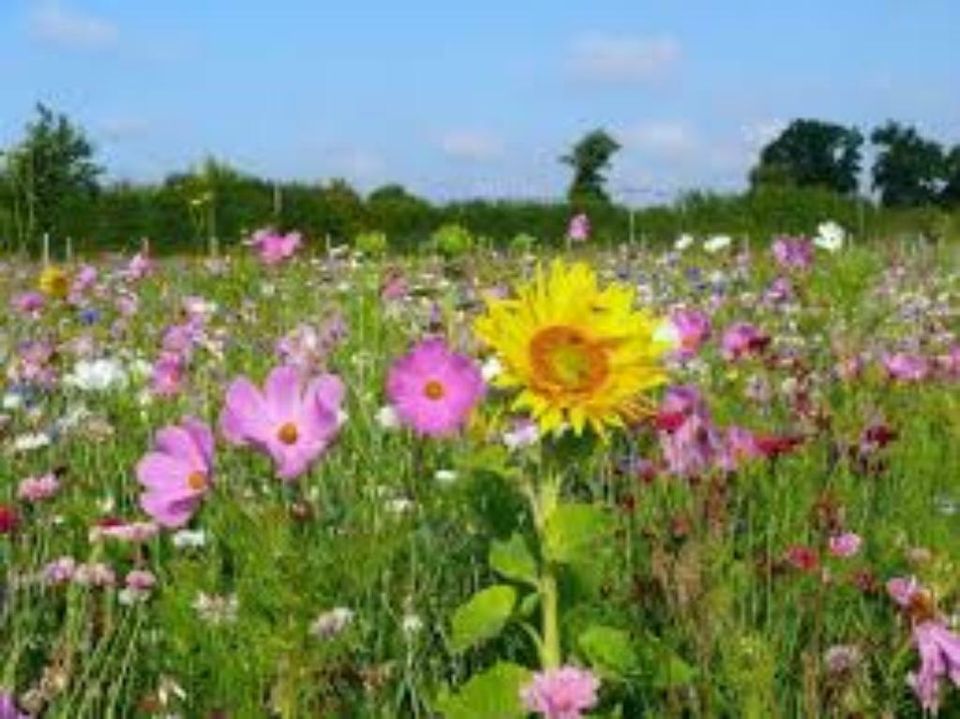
[785,544,819,572]
[654,411,687,433]
[0,504,19,535]
[754,434,804,458]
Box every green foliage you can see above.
[750,118,863,195]
[489,534,539,587]
[871,121,947,207]
[435,662,533,719]
[451,585,517,653]
[509,232,538,252]
[432,222,474,257]
[354,230,388,256]
[578,625,639,677]
[543,503,612,565]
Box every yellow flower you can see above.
[38,265,70,299]
[474,259,669,436]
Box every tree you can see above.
[940,145,960,207]
[561,129,621,205]
[870,122,946,207]
[2,103,102,251]
[750,119,863,196]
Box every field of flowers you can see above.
[1,226,959,718]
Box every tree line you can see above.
[0,105,958,256]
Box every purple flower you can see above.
[136,417,214,528]
[882,353,930,382]
[721,322,770,361]
[220,365,344,480]
[10,291,45,316]
[656,386,724,478]
[521,666,599,719]
[909,620,960,714]
[772,236,814,271]
[151,352,186,397]
[386,338,485,438]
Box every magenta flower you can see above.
[936,345,960,379]
[882,352,930,382]
[151,352,186,397]
[220,365,344,480]
[0,692,27,719]
[521,666,600,719]
[909,620,960,713]
[136,417,214,528]
[828,532,862,558]
[250,228,302,265]
[669,308,711,357]
[887,576,923,607]
[11,291,45,316]
[69,264,98,303]
[772,236,814,271]
[567,213,590,242]
[386,338,485,438]
[721,322,770,361]
[656,386,724,478]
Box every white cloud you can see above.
[30,1,119,50]
[571,34,680,84]
[620,121,699,157]
[439,130,503,161]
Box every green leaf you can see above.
[579,625,638,678]
[489,534,538,586]
[638,634,696,689]
[451,585,517,653]
[435,662,532,719]
[543,503,612,564]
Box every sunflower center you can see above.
[530,325,609,394]
[277,422,299,445]
[423,379,446,400]
[187,471,207,492]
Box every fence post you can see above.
[42,232,50,266]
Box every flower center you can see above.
[423,379,446,400]
[277,422,299,445]
[187,471,207,492]
[529,325,609,394]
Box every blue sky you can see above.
[2,0,958,201]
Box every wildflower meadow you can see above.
[1,223,959,718]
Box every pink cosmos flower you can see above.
[17,473,61,503]
[721,322,770,361]
[882,353,929,382]
[250,229,302,265]
[521,666,600,719]
[220,365,344,480]
[887,576,923,608]
[43,556,77,585]
[89,520,159,544]
[69,264,98,303]
[136,417,214,528]
[567,213,590,242]
[126,250,155,280]
[772,236,814,271]
[669,308,711,357]
[386,338,485,438]
[72,562,116,588]
[828,532,862,558]
[151,353,186,397]
[276,316,347,374]
[909,620,960,713]
[11,291,45,316]
[936,346,960,379]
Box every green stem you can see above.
[539,568,561,669]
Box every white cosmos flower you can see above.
[172,529,207,549]
[64,359,128,392]
[814,221,845,253]
[12,432,51,452]
[375,405,400,430]
[703,235,733,253]
[481,357,502,382]
[674,233,694,251]
[434,469,458,485]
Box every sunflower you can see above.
[474,259,670,436]
[38,265,70,299]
